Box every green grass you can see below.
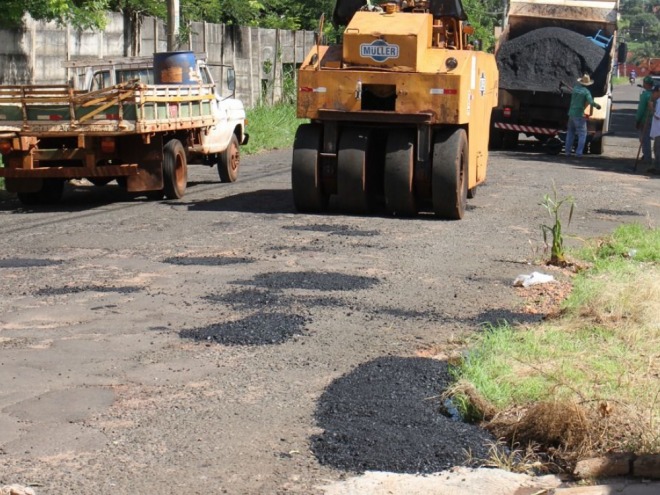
[450,223,660,456]
[242,102,306,155]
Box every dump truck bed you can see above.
[505,0,618,37]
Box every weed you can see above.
[540,182,575,266]
[243,103,305,155]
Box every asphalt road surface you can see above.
[0,83,658,494]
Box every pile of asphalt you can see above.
[497,27,610,96]
[312,356,495,474]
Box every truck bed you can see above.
[0,81,217,136]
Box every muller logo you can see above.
[360,39,400,62]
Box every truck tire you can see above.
[88,178,112,187]
[502,132,519,150]
[384,130,417,216]
[589,138,604,155]
[163,139,187,199]
[218,134,240,183]
[292,124,328,212]
[489,128,504,150]
[432,128,468,220]
[17,179,65,206]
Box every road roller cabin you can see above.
[292,0,499,219]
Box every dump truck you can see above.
[292,0,498,219]
[0,52,248,205]
[490,0,619,154]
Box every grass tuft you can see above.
[448,223,660,468]
[242,103,305,156]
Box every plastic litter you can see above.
[513,271,556,288]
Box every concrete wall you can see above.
[0,13,315,107]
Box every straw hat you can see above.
[577,74,594,86]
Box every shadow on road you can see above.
[185,188,295,214]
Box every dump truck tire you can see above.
[384,130,417,216]
[292,124,328,213]
[163,139,187,200]
[589,138,604,155]
[17,179,65,206]
[337,128,374,214]
[432,129,468,220]
[218,134,240,183]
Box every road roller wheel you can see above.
[432,128,468,220]
[291,124,328,213]
[384,130,417,216]
[337,128,374,214]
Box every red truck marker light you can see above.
[503,107,512,118]
[100,137,116,154]
[0,141,12,155]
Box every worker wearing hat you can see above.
[647,83,660,174]
[635,75,655,164]
[565,74,601,159]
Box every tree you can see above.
[2,0,111,30]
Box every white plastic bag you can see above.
[513,271,556,288]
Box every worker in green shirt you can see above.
[565,74,601,159]
[636,75,654,164]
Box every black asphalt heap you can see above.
[312,356,494,473]
[497,27,610,97]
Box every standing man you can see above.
[565,74,601,159]
[647,84,660,174]
[635,75,654,165]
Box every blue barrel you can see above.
[153,51,197,84]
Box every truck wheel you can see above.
[17,179,65,206]
[163,139,187,199]
[502,132,519,150]
[89,178,112,187]
[432,129,468,220]
[467,186,477,199]
[218,134,240,183]
[489,128,504,150]
[384,130,417,216]
[589,138,604,155]
[337,128,374,214]
[291,124,328,212]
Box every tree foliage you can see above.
[619,0,660,62]
[2,0,110,29]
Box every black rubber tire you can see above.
[432,128,468,220]
[17,179,64,206]
[467,186,477,199]
[88,178,112,187]
[502,132,519,150]
[589,138,604,155]
[162,139,187,199]
[291,124,328,213]
[337,128,373,214]
[218,134,240,183]
[489,128,504,150]
[384,130,417,216]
